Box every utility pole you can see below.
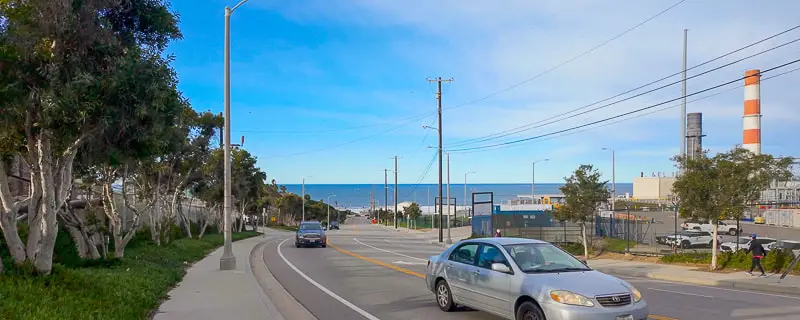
[680,29,688,174]
[301,177,306,222]
[427,76,453,243]
[394,156,399,229]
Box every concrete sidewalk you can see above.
[152,233,285,320]
[590,258,800,296]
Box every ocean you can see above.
[282,183,634,210]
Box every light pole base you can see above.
[220,254,237,270]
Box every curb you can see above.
[249,235,317,320]
[594,266,800,297]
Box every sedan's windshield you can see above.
[300,223,322,231]
[503,243,590,273]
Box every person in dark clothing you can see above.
[494,229,502,237]
[746,233,767,277]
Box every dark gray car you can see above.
[295,221,327,248]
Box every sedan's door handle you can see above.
[473,269,481,275]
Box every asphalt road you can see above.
[261,217,800,320]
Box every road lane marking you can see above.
[328,242,426,278]
[620,276,800,300]
[354,238,428,262]
[392,261,427,265]
[331,241,678,320]
[647,288,713,298]
[276,238,380,320]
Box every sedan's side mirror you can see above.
[491,263,512,274]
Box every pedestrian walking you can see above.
[746,233,767,277]
[494,229,502,237]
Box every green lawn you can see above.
[0,231,260,320]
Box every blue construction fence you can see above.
[472,205,554,237]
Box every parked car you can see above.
[765,240,800,256]
[425,238,648,320]
[295,221,327,248]
[666,230,721,249]
[682,221,741,236]
[719,236,776,253]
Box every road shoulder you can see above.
[251,234,317,320]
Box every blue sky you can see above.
[167,0,800,185]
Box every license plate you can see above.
[615,315,634,320]
[310,239,318,243]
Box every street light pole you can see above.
[327,194,336,229]
[302,177,305,222]
[220,0,249,271]
[532,159,549,204]
[464,171,475,222]
[446,152,452,244]
[602,148,616,211]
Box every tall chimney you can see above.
[743,70,761,154]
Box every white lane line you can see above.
[647,287,713,298]
[276,238,380,320]
[621,276,800,300]
[353,238,428,262]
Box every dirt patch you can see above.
[594,252,662,264]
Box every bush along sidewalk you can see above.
[659,249,800,274]
[0,229,261,320]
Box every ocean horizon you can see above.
[282,183,634,210]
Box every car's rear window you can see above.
[300,223,322,230]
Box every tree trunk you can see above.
[0,161,27,264]
[581,222,589,260]
[149,192,162,246]
[58,210,102,259]
[710,223,719,270]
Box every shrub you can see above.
[0,230,260,320]
[660,250,800,273]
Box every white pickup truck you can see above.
[682,221,741,236]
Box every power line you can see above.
[447,25,800,148]
[438,0,687,113]
[250,1,687,154]
[448,58,800,152]
[448,36,800,148]
[265,114,431,158]
[237,110,436,134]
[452,65,800,155]
[404,150,439,199]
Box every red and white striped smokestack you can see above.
[743,69,761,155]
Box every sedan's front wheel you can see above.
[435,280,455,312]
[516,301,545,320]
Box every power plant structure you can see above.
[743,69,762,155]
[686,112,705,159]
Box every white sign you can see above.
[473,203,492,216]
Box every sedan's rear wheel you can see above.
[435,280,455,312]
[516,301,545,320]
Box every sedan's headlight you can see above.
[549,290,595,307]
[630,286,642,303]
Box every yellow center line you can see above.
[327,242,425,278]
[649,316,678,320]
[328,242,676,320]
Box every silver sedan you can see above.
[425,237,649,320]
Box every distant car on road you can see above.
[328,221,340,230]
[295,221,327,248]
[425,237,648,320]
[666,230,722,249]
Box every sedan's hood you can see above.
[525,270,632,297]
